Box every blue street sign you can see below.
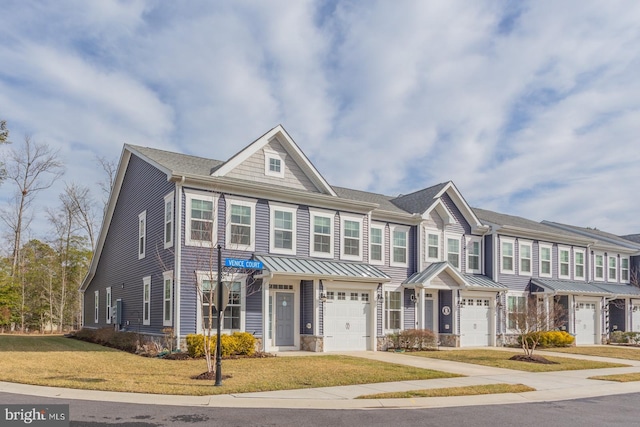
[224,258,264,269]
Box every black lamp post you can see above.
[215,244,223,386]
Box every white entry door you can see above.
[632,300,640,332]
[460,297,491,347]
[575,301,597,345]
[324,290,371,351]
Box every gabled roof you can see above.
[333,187,408,214]
[403,262,506,291]
[621,234,640,244]
[127,145,224,177]
[391,182,449,213]
[474,208,594,245]
[211,125,337,197]
[542,221,640,253]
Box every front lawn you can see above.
[543,346,640,361]
[357,383,536,399]
[0,336,460,395]
[410,349,628,372]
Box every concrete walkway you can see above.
[3,346,640,409]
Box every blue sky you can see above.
[1,0,640,243]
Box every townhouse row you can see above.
[81,125,640,351]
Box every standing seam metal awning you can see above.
[254,254,391,282]
[529,278,611,295]
[402,261,506,290]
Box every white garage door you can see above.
[575,301,597,345]
[632,300,640,333]
[324,290,371,351]
[460,297,491,347]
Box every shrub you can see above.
[71,327,140,353]
[186,332,256,358]
[387,329,438,351]
[610,331,640,344]
[518,330,574,348]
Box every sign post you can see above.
[215,245,223,386]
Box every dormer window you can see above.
[264,149,285,178]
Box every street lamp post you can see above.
[215,244,223,386]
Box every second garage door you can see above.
[324,290,371,351]
[460,297,491,347]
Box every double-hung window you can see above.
[226,196,256,251]
[186,190,217,246]
[270,203,297,255]
[539,243,552,278]
[309,208,334,258]
[199,274,244,332]
[519,241,532,275]
[340,214,362,261]
[621,257,630,282]
[447,236,460,269]
[594,253,604,280]
[466,237,481,273]
[163,271,173,326]
[164,192,174,248]
[559,247,570,279]
[608,255,617,281]
[507,295,526,330]
[426,231,440,261]
[106,287,112,324]
[574,249,585,280]
[501,238,514,274]
[391,225,409,266]
[370,223,385,265]
[143,276,151,326]
[385,290,402,330]
[138,211,146,259]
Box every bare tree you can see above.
[63,183,98,250]
[2,135,65,276]
[96,155,117,208]
[512,295,568,358]
[0,120,8,143]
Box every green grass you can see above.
[409,349,628,372]
[544,346,640,361]
[357,383,536,399]
[0,336,461,395]
[589,372,640,382]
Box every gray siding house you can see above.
[81,125,640,351]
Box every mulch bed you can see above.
[509,354,559,364]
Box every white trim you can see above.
[309,208,335,259]
[426,229,441,262]
[506,292,527,334]
[574,248,586,281]
[105,287,112,324]
[143,276,151,326]
[558,246,571,280]
[539,242,553,278]
[269,201,297,255]
[383,286,403,333]
[164,192,174,249]
[163,271,173,327]
[390,224,409,267]
[369,222,386,265]
[94,290,99,324]
[185,189,218,247]
[196,271,247,334]
[263,148,285,178]
[340,212,363,261]
[225,195,257,252]
[466,236,482,274]
[518,240,533,276]
[500,237,515,274]
[138,210,146,259]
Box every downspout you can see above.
[175,176,185,348]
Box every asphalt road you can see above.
[2,391,639,427]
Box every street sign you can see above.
[224,258,264,269]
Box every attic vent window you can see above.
[264,149,285,178]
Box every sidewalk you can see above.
[3,347,640,409]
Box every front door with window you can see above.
[275,292,294,346]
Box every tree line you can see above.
[0,121,114,333]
